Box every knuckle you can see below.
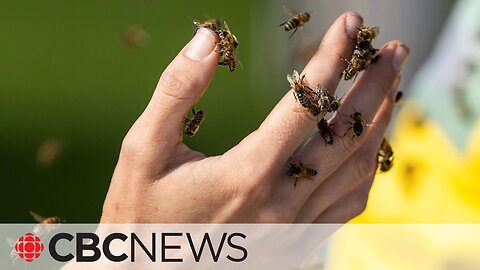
[120,133,143,157]
[352,199,368,217]
[158,68,199,101]
[351,157,376,181]
[339,135,362,157]
[352,190,370,217]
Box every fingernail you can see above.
[392,44,409,70]
[390,75,402,100]
[184,28,217,61]
[346,13,363,40]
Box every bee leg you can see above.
[288,27,299,39]
[341,58,350,65]
[342,125,352,138]
[294,178,299,188]
[218,61,228,66]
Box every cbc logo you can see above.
[14,232,45,262]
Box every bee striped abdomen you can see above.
[283,18,301,31]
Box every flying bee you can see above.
[317,118,335,145]
[7,212,62,265]
[287,70,320,116]
[30,211,62,237]
[377,137,394,172]
[216,21,241,71]
[344,109,370,138]
[183,108,205,137]
[316,84,342,113]
[356,26,380,44]
[192,18,221,36]
[342,53,371,81]
[279,6,311,39]
[287,162,317,188]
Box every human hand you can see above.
[100,12,408,223]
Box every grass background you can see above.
[0,0,269,222]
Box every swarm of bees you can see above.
[342,26,380,81]
[186,13,394,188]
[377,137,394,172]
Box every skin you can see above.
[100,12,409,223]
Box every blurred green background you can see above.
[0,0,272,222]
[1,0,453,222]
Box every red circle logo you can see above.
[14,233,44,262]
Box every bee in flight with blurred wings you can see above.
[279,6,312,39]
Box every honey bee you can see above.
[342,26,380,81]
[183,108,205,137]
[356,41,378,57]
[30,211,62,237]
[7,211,62,265]
[279,6,311,39]
[317,118,335,145]
[344,110,370,138]
[342,53,371,81]
[377,137,394,172]
[316,84,341,113]
[121,25,150,48]
[287,163,317,188]
[216,21,241,71]
[356,26,380,44]
[192,18,221,36]
[287,70,320,116]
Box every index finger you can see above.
[246,12,363,166]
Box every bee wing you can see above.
[283,5,300,16]
[7,238,16,247]
[29,211,46,223]
[287,74,295,86]
[223,21,231,33]
[293,70,300,79]
[370,26,380,36]
[236,58,244,69]
[199,112,207,125]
